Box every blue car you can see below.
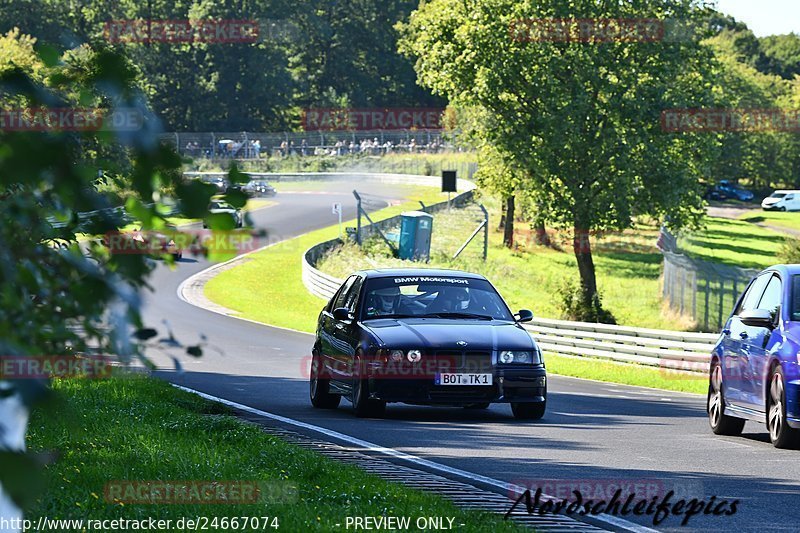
[717,180,754,202]
[709,265,800,448]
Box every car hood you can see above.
[362,318,536,351]
[209,208,237,214]
[763,198,782,205]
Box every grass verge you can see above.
[25,376,526,531]
[546,354,706,395]
[738,208,800,233]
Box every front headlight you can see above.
[407,349,422,363]
[499,350,539,364]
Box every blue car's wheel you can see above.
[708,363,745,436]
[767,366,799,449]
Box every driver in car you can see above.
[365,286,401,317]
[428,286,471,313]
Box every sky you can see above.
[714,0,800,37]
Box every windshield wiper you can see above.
[418,312,494,320]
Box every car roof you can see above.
[773,190,800,194]
[357,268,488,280]
[758,264,800,277]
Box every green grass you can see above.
[204,186,450,333]
[25,376,526,531]
[679,217,783,269]
[545,354,706,394]
[738,209,800,233]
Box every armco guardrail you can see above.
[302,251,717,373]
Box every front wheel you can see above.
[767,365,799,449]
[707,363,745,436]
[352,355,385,418]
[310,352,340,409]
[511,401,545,420]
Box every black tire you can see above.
[707,363,745,436]
[352,354,385,418]
[464,403,491,410]
[767,365,800,448]
[310,351,340,409]
[511,401,545,420]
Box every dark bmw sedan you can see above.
[309,269,547,419]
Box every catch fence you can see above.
[658,228,759,332]
[159,130,460,159]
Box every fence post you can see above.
[704,276,710,331]
[482,203,488,260]
[691,270,697,321]
[353,190,362,245]
[718,279,725,330]
[679,267,685,315]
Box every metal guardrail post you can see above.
[353,190,362,245]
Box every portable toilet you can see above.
[399,211,433,261]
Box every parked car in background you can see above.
[243,180,277,197]
[708,265,800,448]
[310,269,546,420]
[717,180,754,202]
[203,199,243,228]
[762,190,800,211]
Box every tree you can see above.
[399,0,717,320]
[0,35,221,525]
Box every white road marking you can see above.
[173,384,659,533]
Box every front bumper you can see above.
[367,367,547,405]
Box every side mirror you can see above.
[515,309,534,323]
[739,308,774,329]
[332,307,353,321]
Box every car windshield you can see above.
[209,201,233,210]
[361,275,514,321]
[771,192,787,198]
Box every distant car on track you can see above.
[310,269,546,419]
[203,199,243,228]
[709,265,800,448]
[243,180,276,197]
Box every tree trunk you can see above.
[534,219,550,246]
[573,225,598,308]
[503,195,515,248]
[0,382,28,532]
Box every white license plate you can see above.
[435,373,493,386]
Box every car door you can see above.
[320,276,356,379]
[786,193,797,211]
[740,274,782,409]
[723,273,771,406]
[332,276,364,384]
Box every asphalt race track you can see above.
[142,179,800,533]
